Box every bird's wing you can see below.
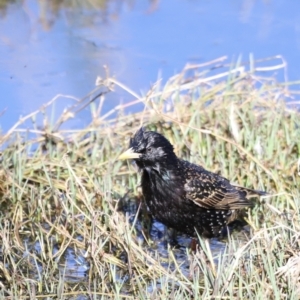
[183,168,252,210]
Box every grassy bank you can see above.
[0,57,299,299]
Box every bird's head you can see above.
[118,127,177,172]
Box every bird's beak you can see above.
[118,148,141,160]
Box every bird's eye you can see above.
[146,147,152,152]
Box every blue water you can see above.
[0,0,299,132]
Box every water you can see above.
[0,0,300,132]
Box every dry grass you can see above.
[0,56,299,299]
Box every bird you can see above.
[118,127,267,238]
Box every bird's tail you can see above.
[233,185,268,198]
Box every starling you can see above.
[119,127,266,238]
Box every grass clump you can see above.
[0,56,299,299]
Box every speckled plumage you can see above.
[119,128,267,238]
